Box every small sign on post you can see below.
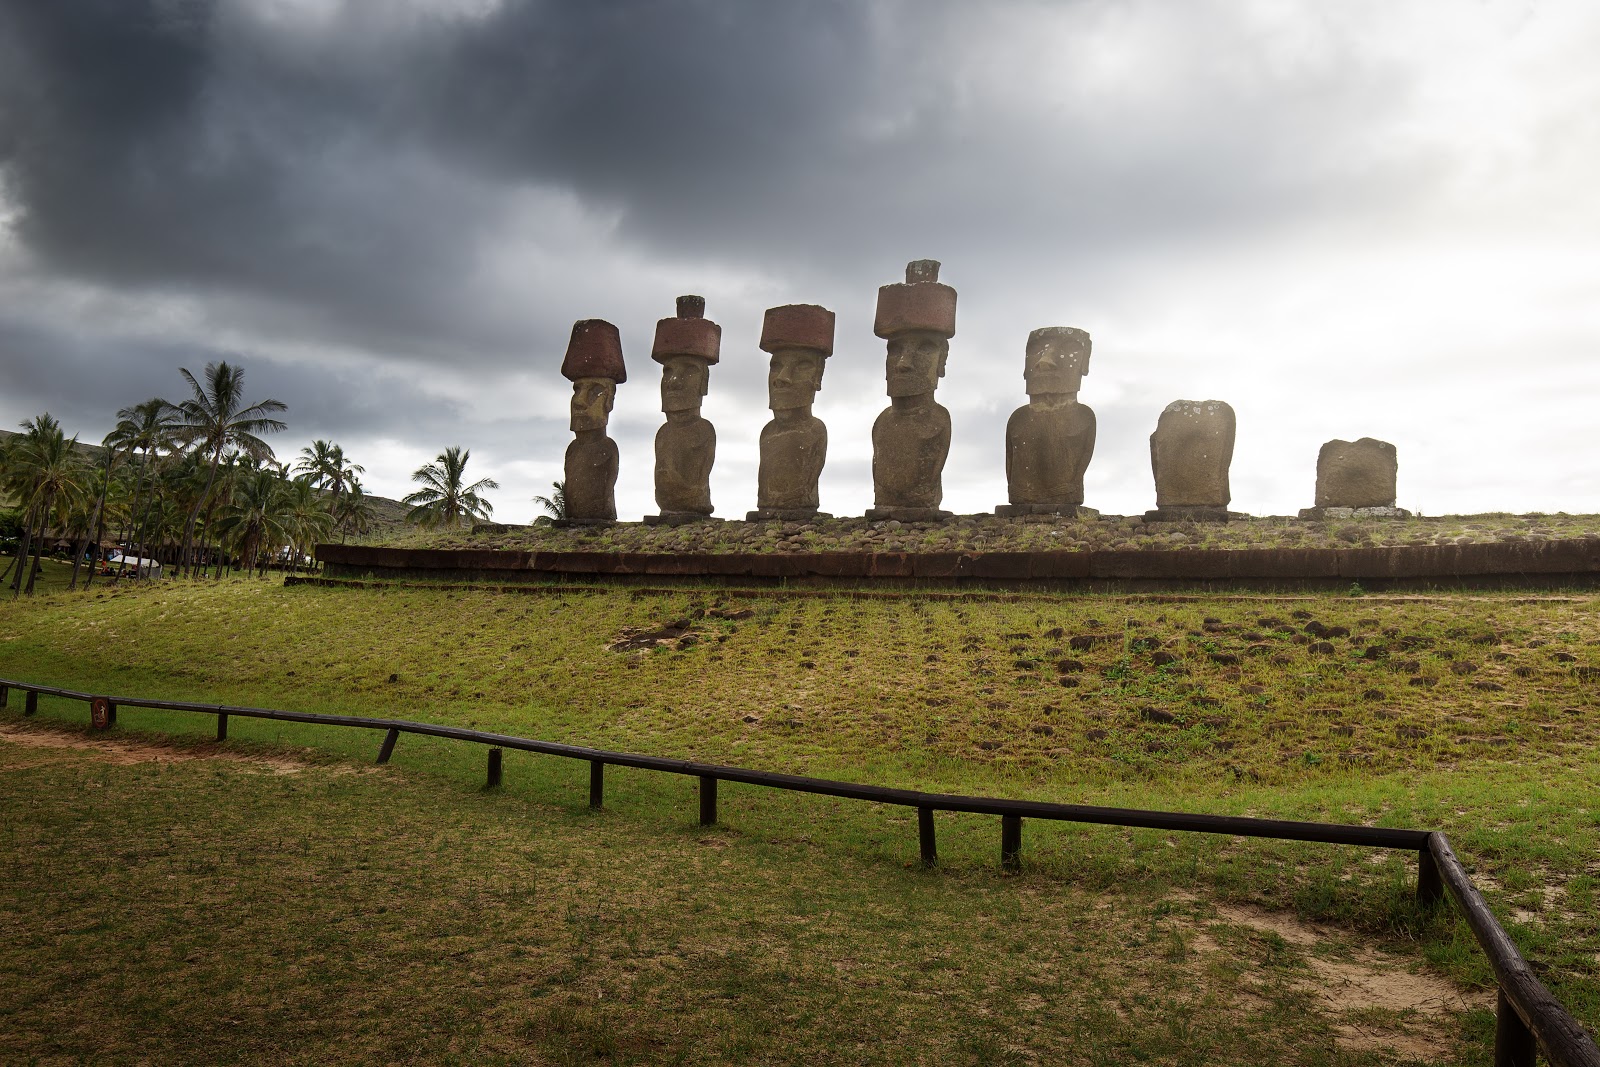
[89,697,116,731]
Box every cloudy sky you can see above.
[3,0,1599,522]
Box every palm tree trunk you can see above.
[23,493,54,595]
[118,449,150,581]
[68,533,88,591]
[178,448,223,577]
[71,462,113,592]
[10,505,37,595]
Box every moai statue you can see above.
[644,295,721,525]
[996,327,1098,519]
[1144,400,1237,522]
[866,259,956,521]
[560,319,626,526]
[1299,438,1408,519]
[748,303,835,521]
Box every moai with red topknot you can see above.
[560,319,626,525]
[645,296,721,525]
[867,260,956,521]
[748,303,835,521]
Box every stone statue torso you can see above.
[654,416,715,514]
[1006,402,1096,508]
[758,415,827,511]
[564,433,618,522]
[871,401,950,509]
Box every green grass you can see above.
[3,577,1599,1062]
[2,725,1493,1065]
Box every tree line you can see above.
[1,361,500,596]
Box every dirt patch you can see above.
[0,723,309,775]
[609,621,699,652]
[1205,902,1491,1059]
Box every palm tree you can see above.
[168,361,287,576]
[280,476,334,574]
[403,447,499,528]
[294,440,364,511]
[333,480,374,544]
[214,468,290,578]
[68,441,123,591]
[109,398,182,579]
[5,414,91,595]
[532,481,567,521]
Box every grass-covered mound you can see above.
[381,511,1600,556]
[3,577,1598,1062]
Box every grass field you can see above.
[3,575,1598,1064]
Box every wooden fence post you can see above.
[216,713,229,742]
[376,728,399,765]
[1001,814,1022,871]
[24,691,37,716]
[0,684,8,708]
[486,747,503,788]
[1416,844,1444,907]
[919,807,937,868]
[699,776,718,826]
[1494,988,1535,1067]
[589,760,604,809]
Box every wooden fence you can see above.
[3,677,1595,1067]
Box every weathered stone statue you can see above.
[1145,399,1237,522]
[748,303,834,521]
[1299,437,1409,519]
[645,295,721,525]
[996,326,1097,518]
[560,319,626,525]
[867,259,956,521]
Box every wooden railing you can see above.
[3,677,1595,1067]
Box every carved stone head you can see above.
[1024,327,1091,400]
[660,355,709,413]
[768,349,826,411]
[570,377,615,432]
[886,330,948,398]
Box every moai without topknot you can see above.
[1145,399,1238,522]
[1299,438,1409,519]
[748,303,835,521]
[645,295,721,525]
[560,319,626,526]
[996,326,1098,519]
[867,260,956,521]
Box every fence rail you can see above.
[3,676,1596,1067]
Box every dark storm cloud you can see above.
[0,0,1417,332]
[0,309,491,455]
[5,1,1591,518]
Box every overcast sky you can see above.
[3,0,1599,522]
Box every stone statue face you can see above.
[768,348,825,411]
[885,331,948,398]
[1025,339,1088,399]
[570,377,615,432]
[660,355,708,414]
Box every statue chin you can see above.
[570,415,608,433]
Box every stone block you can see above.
[874,260,957,338]
[561,319,627,383]
[760,304,835,355]
[1314,438,1398,509]
[652,296,721,364]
